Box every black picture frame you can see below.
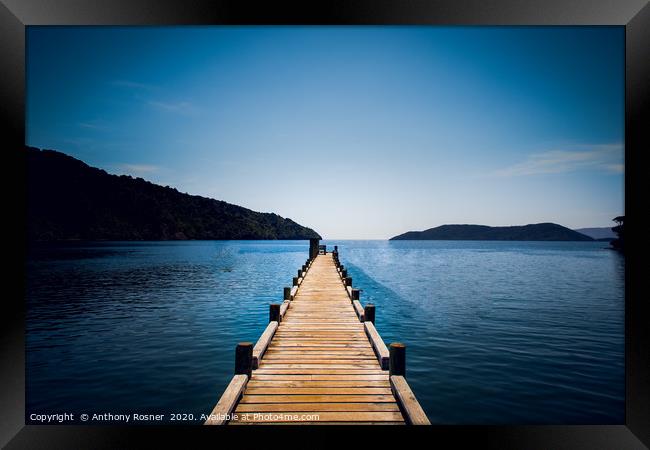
[1,1,648,448]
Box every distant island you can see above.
[574,227,616,241]
[390,223,594,241]
[26,147,321,241]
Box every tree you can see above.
[610,216,624,251]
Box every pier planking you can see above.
[207,249,430,425]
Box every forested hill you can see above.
[390,223,594,241]
[26,147,321,241]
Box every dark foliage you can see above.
[610,216,624,251]
[390,223,595,241]
[26,147,321,241]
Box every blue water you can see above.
[26,240,624,424]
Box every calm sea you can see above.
[26,240,624,424]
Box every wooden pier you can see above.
[205,241,430,425]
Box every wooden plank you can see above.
[352,300,365,321]
[231,411,404,423]
[253,369,387,375]
[283,313,358,317]
[264,356,377,360]
[364,321,390,370]
[279,300,291,318]
[251,374,390,381]
[266,348,373,352]
[244,387,393,395]
[270,340,370,344]
[235,402,399,412]
[272,336,368,340]
[270,339,371,343]
[274,330,366,334]
[204,374,248,425]
[263,356,377,361]
[264,350,375,360]
[239,394,397,403]
[263,356,377,362]
[270,341,372,350]
[230,421,405,425]
[247,380,390,387]
[268,343,373,348]
[252,321,278,369]
[390,375,431,425]
[272,335,368,339]
[280,323,363,326]
[285,315,355,318]
[257,364,380,369]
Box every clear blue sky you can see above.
[27,26,624,239]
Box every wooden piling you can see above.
[269,303,281,323]
[234,342,253,378]
[364,303,376,324]
[309,238,320,260]
[351,288,360,300]
[292,276,299,286]
[345,276,352,286]
[283,287,291,300]
[389,343,406,377]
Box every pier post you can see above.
[334,245,338,252]
[309,238,320,260]
[292,277,299,286]
[364,304,375,324]
[297,269,302,278]
[341,269,347,278]
[235,342,253,378]
[345,277,352,286]
[389,343,406,377]
[269,304,281,323]
[283,287,291,300]
[351,288,360,300]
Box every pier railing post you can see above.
[269,303,281,323]
[341,269,347,278]
[235,342,253,378]
[283,287,291,300]
[309,238,320,260]
[389,343,406,377]
[351,288,360,300]
[292,277,299,286]
[345,277,352,286]
[364,304,375,324]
